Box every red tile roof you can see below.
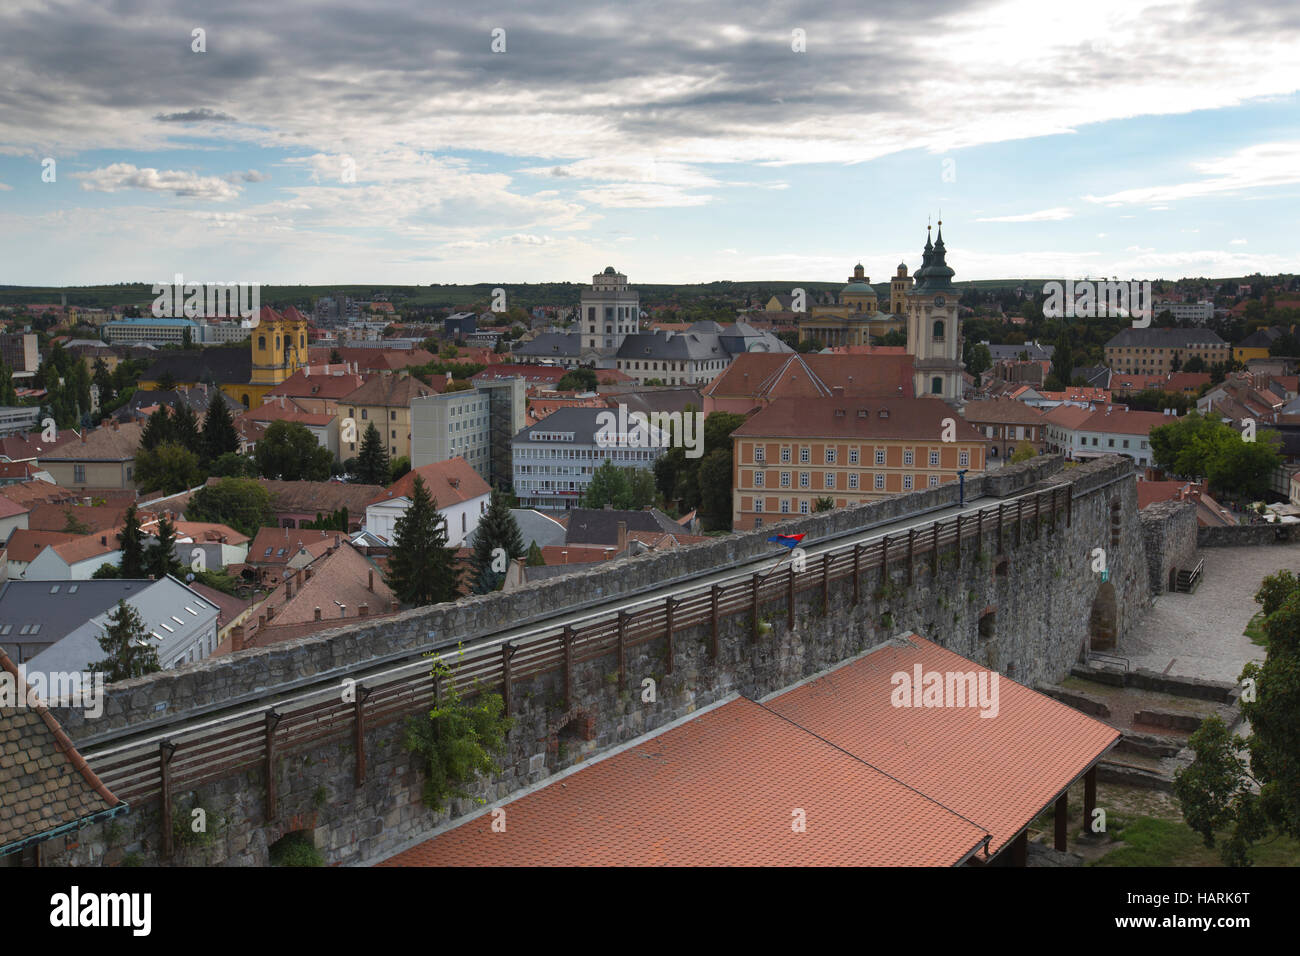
[732,397,988,443]
[704,353,915,401]
[4,529,78,563]
[380,696,989,867]
[369,457,491,508]
[764,636,1120,855]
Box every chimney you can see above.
[617,521,627,553]
[314,606,321,621]
[359,603,369,618]
[305,566,313,580]
[230,625,244,653]
[266,605,275,621]
[367,569,373,592]
[390,601,399,613]
[338,603,347,618]
[285,575,294,599]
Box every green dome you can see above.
[841,280,877,298]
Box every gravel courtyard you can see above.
[1120,544,1300,682]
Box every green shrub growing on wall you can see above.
[405,651,514,812]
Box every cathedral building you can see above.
[796,224,964,401]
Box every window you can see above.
[904,475,913,490]
[391,410,397,420]
[780,472,791,488]
[959,451,970,467]
[754,446,765,463]
[799,446,810,463]
[781,499,790,513]
[361,409,368,419]
[781,446,791,463]
[875,449,885,465]
[903,450,914,466]
[849,448,859,465]
[929,450,939,466]
[74,465,85,483]
[824,472,835,489]
[932,319,945,341]
[754,471,765,487]
[929,475,939,487]
[800,472,810,488]
[848,473,859,490]
[754,498,764,513]
[874,474,885,490]
[799,500,810,514]
[825,448,836,464]
[931,377,943,394]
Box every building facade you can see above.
[730,396,988,530]
[1104,327,1230,375]
[580,266,640,354]
[511,407,663,511]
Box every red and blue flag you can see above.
[767,533,805,550]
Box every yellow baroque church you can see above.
[796,261,912,346]
[136,306,310,409]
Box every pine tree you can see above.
[141,407,173,450]
[88,600,160,682]
[384,475,458,607]
[469,490,526,592]
[526,541,545,566]
[171,401,202,456]
[144,514,183,580]
[0,361,17,405]
[354,422,390,485]
[117,504,146,577]
[201,389,240,463]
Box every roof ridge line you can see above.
[747,694,992,843]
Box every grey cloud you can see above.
[155,108,237,123]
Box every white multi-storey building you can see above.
[512,406,663,511]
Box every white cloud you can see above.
[977,207,1074,223]
[73,163,242,200]
[1086,141,1300,206]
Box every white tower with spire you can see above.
[906,222,964,402]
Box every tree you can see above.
[329,348,344,365]
[385,474,459,607]
[254,421,333,481]
[963,342,992,385]
[135,441,202,495]
[0,362,17,406]
[157,372,177,391]
[697,448,734,531]
[118,505,147,577]
[582,459,631,509]
[91,562,121,579]
[145,515,183,580]
[557,368,598,392]
[186,478,276,537]
[469,490,526,592]
[1174,577,1300,864]
[1047,327,1072,391]
[525,541,545,566]
[389,456,412,483]
[61,507,91,534]
[353,422,391,485]
[210,451,255,477]
[92,358,113,407]
[814,496,835,512]
[141,407,173,450]
[1183,356,1207,373]
[88,600,160,682]
[1009,442,1038,464]
[201,390,240,463]
[404,655,513,811]
[1150,412,1280,502]
[171,401,202,456]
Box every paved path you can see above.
[1122,545,1299,682]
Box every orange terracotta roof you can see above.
[380,695,989,867]
[4,529,78,563]
[732,397,988,443]
[369,457,490,508]
[764,636,1119,855]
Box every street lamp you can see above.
[956,468,969,507]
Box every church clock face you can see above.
[934,295,946,307]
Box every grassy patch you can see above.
[1244,611,1268,647]
[1093,816,1300,867]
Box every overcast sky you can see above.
[1,0,1297,287]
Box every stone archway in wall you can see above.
[1088,581,1118,650]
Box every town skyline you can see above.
[2,0,1298,286]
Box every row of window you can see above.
[516,447,656,460]
[750,471,949,492]
[755,446,959,467]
